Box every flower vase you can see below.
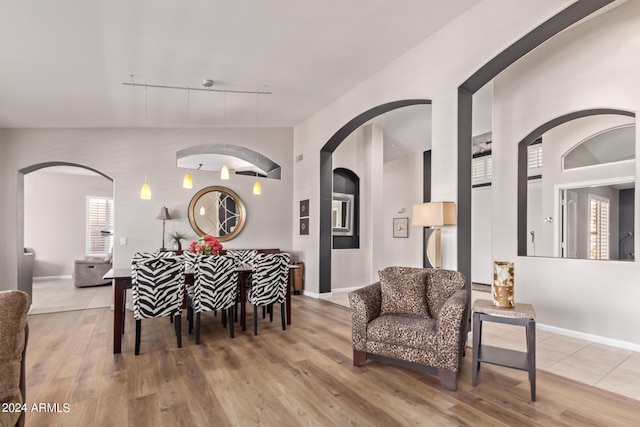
[172,240,182,251]
[492,261,514,308]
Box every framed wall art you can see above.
[393,217,409,238]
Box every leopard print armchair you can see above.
[349,267,469,391]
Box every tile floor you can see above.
[29,278,112,315]
[321,289,640,402]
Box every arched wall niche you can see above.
[319,99,432,294]
[16,162,113,295]
[516,108,635,256]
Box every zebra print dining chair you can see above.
[131,252,185,355]
[189,255,239,343]
[246,252,290,335]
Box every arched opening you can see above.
[319,99,431,294]
[17,162,114,313]
[516,108,635,256]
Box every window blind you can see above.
[87,196,114,257]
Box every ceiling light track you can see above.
[123,76,272,96]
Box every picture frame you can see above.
[300,218,309,235]
[393,217,409,238]
[300,199,309,218]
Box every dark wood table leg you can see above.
[113,278,125,354]
[527,319,536,401]
[472,312,481,386]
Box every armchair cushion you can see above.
[378,267,429,318]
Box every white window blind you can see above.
[528,145,543,172]
[87,196,114,257]
[589,195,609,260]
[472,156,492,182]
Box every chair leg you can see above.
[135,319,141,355]
[228,306,235,338]
[222,309,227,328]
[254,304,259,335]
[176,315,182,348]
[188,305,193,334]
[196,312,201,345]
[280,302,286,330]
[269,304,274,322]
[262,305,266,319]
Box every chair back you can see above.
[194,255,238,313]
[247,253,290,305]
[226,249,258,266]
[425,269,466,318]
[131,251,177,285]
[132,254,185,320]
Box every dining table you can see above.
[104,264,296,354]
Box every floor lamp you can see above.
[411,202,456,268]
[156,207,172,251]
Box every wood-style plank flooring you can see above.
[25,296,640,426]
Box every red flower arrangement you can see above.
[189,234,223,256]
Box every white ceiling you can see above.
[0,0,481,160]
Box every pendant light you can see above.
[253,91,261,195]
[140,84,152,200]
[140,173,151,199]
[182,88,193,188]
[221,91,230,180]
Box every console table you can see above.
[471,298,537,401]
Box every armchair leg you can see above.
[437,368,457,391]
[254,304,259,335]
[353,349,367,367]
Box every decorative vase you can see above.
[172,240,182,251]
[493,261,514,308]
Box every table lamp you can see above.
[411,202,456,268]
[156,207,172,251]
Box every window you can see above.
[528,144,543,175]
[472,155,493,183]
[87,196,114,257]
[588,195,609,260]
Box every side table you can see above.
[471,299,536,401]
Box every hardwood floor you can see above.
[25,296,639,426]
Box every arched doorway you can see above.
[18,162,113,312]
[319,99,431,294]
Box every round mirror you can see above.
[188,186,246,241]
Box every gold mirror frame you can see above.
[188,186,246,241]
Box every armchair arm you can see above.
[348,283,382,352]
[435,289,469,371]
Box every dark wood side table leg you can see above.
[527,319,536,401]
[286,269,292,325]
[113,279,124,354]
[472,312,481,386]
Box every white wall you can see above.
[492,1,640,346]
[292,0,572,297]
[0,127,293,291]
[24,170,113,277]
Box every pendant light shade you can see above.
[140,174,151,200]
[253,179,262,195]
[220,164,230,180]
[183,171,193,188]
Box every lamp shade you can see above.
[140,182,151,200]
[182,172,193,189]
[156,207,172,220]
[411,202,456,227]
[253,179,262,195]
[220,164,230,180]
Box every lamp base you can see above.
[423,228,441,269]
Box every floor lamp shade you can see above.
[411,202,456,268]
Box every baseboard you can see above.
[537,323,640,353]
[33,275,73,281]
